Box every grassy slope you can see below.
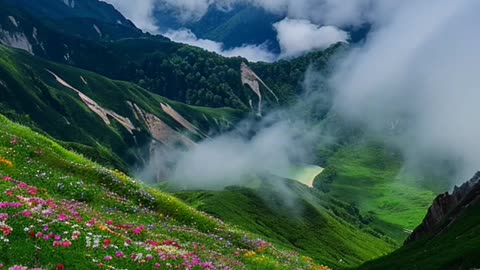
[0,114,330,270]
[0,44,241,167]
[314,143,437,243]
[173,179,395,269]
[356,202,480,270]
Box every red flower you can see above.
[55,264,65,270]
[28,232,36,238]
[103,239,111,246]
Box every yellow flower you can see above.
[314,265,332,270]
[244,251,257,259]
[302,256,313,263]
[0,157,13,167]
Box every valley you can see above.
[0,0,478,269]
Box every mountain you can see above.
[1,0,478,269]
[0,0,331,112]
[0,114,331,270]
[357,173,480,270]
[154,4,283,53]
[0,44,240,171]
[153,3,370,53]
[3,0,142,40]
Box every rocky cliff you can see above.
[406,171,480,243]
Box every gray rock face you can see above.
[405,172,480,244]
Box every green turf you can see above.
[0,114,332,269]
[173,179,396,269]
[314,143,437,243]
[356,202,480,270]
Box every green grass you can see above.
[173,179,396,269]
[0,44,241,168]
[314,143,437,243]
[356,201,480,270]
[0,114,335,269]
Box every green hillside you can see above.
[172,179,396,269]
[0,114,333,270]
[314,142,437,243]
[0,44,241,169]
[356,186,480,270]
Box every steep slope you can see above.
[313,142,438,244]
[172,179,395,269]
[357,173,480,270]
[153,3,371,54]
[3,0,142,41]
[0,44,240,169]
[0,114,330,269]
[0,0,340,111]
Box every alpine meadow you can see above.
[0,0,479,269]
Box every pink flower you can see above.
[104,256,112,262]
[10,137,18,145]
[115,251,124,258]
[18,183,28,189]
[1,225,12,236]
[9,266,27,270]
[58,213,67,222]
[132,225,145,235]
[72,231,81,240]
[146,254,153,261]
[62,240,72,247]
[154,263,161,268]
[22,211,32,217]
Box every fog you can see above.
[330,0,480,184]
[101,0,366,60]
[125,0,480,189]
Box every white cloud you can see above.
[274,18,349,58]
[330,0,480,183]
[101,0,159,33]
[164,29,276,62]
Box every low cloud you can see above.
[101,0,159,32]
[171,119,310,189]
[274,18,349,59]
[137,66,332,190]
[330,0,480,184]
[164,29,276,62]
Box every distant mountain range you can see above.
[153,3,371,54]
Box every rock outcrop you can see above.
[240,62,279,116]
[405,172,480,243]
